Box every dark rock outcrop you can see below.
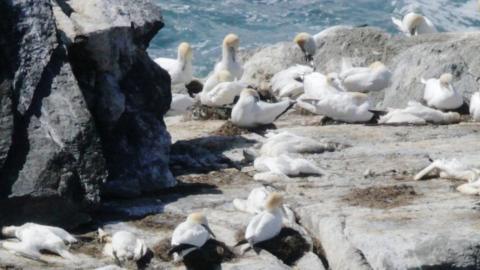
[0,0,173,228]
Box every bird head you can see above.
[178,42,193,61]
[97,228,112,244]
[294,32,316,63]
[404,13,425,35]
[224,33,240,49]
[1,226,16,238]
[240,88,260,101]
[439,73,453,86]
[369,61,385,70]
[265,192,284,211]
[187,212,216,238]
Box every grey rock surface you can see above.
[0,0,173,227]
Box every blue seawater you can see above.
[148,0,480,77]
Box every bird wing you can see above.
[171,224,208,247]
[391,17,406,33]
[171,94,195,112]
[418,17,438,34]
[341,70,373,92]
[208,81,246,105]
[255,100,293,125]
[245,213,264,241]
[290,158,323,175]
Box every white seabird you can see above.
[392,12,437,36]
[236,193,284,251]
[253,154,323,182]
[414,159,480,182]
[99,229,148,266]
[379,101,461,125]
[470,91,480,121]
[168,93,196,116]
[231,89,294,128]
[1,223,78,262]
[155,42,193,85]
[339,60,392,93]
[260,131,337,157]
[233,186,275,214]
[302,72,345,99]
[214,34,243,80]
[270,65,314,99]
[422,73,463,110]
[169,212,215,260]
[201,70,246,107]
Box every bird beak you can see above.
[202,224,216,238]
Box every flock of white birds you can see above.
[2,10,480,269]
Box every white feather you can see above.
[423,76,463,110]
[469,92,480,121]
[270,65,313,99]
[245,209,283,244]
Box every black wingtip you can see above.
[274,101,296,121]
[168,244,197,256]
[234,239,248,247]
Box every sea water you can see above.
[149,0,480,77]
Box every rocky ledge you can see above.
[0,0,173,228]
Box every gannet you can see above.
[457,179,480,195]
[392,12,437,36]
[231,89,294,128]
[236,193,284,252]
[201,70,247,107]
[339,60,392,93]
[214,34,243,80]
[169,213,215,260]
[422,73,463,110]
[270,65,314,99]
[1,223,78,262]
[155,42,193,86]
[254,154,323,181]
[260,131,338,156]
[414,159,480,182]
[302,72,345,99]
[470,91,480,121]
[298,74,373,123]
[379,101,460,124]
[233,186,274,214]
[168,93,196,116]
[98,229,148,265]
[294,33,317,64]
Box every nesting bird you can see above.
[469,91,480,121]
[170,213,215,260]
[270,65,314,99]
[155,42,194,86]
[98,229,148,266]
[231,89,294,128]
[253,154,324,182]
[201,69,246,107]
[259,131,338,157]
[379,101,461,125]
[421,73,463,110]
[214,33,244,80]
[236,193,284,252]
[1,223,78,263]
[392,12,437,36]
[339,60,392,93]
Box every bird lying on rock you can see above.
[253,154,324,182]
[1,223,78,263]
[259,131,339,156]
[379,101,461,125]
[339,59,392,93]
[270,65,314,99]
[233,186,276,214]
[98,229,148,267]
[231,89,295,128]
[201,69,247,107]
[421,73,463,110]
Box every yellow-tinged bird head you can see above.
[294,32,311,48]
[404,13,425,35]
[178,42,193,60]
[265,192,284,211]
[369,61,385,70]
[1,226,16,237]
[439,73,453,85]
[240,88,260,100]
[187,212,208,225]
[224,33,240,48]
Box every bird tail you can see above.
[274,100,296,121]
[2,241,48,264]
[391,17,403,31]
[57,249,79,262]
[233,199,248,213]
[420,77,427,84]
